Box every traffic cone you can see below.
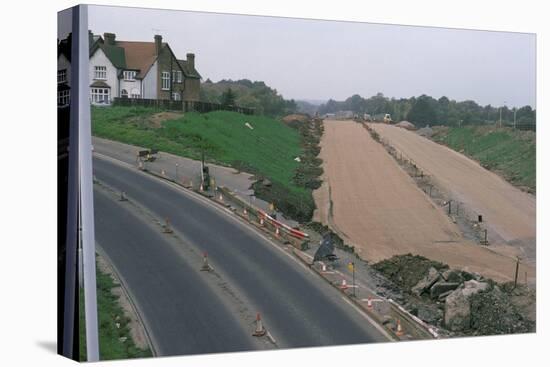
[395,319,404,336]
[199,183,204,192]
[161,169,166,176]
[260,217,264,226]
[321,263,327,272]
[252,313,266,337]
[200,252,211,271]
[243,207,248,216]
[340,279,348,290]
[163,218,173,233]
[119,191,128,201]
[275,227,280,237]
[367,297,373,310]
[219,193,223,202]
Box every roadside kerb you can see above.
[140,162,438,341]
[292,249,438,341]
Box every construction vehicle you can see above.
[383,114,392,124]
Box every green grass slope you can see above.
[431,126,536,193]
[92,106,313,221]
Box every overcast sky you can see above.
[87,5,536,108]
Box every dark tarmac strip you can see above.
[93,156,390,353]
[94,188,258,356]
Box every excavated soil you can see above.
[313,120,535,282]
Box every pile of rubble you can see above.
[373,254,535,336]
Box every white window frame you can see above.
[130,89,140,99]
[172,92,181,101]
[172,70,183,83]
[123,70,136,81]
[161,71,170,90]
[58,90,70,106]
[58,69,67,84]
[94,66,107,80]
[90,87,110,104]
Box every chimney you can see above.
[103,32,116,45]
[154,35,162,55]
[186,53,195,70]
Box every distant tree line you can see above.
[318,93,536,127]
[201,79,297,117]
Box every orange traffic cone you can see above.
[200,252,211,272]
[199,183,204,192]
[219,193,223,202]
[163,218,173,233]
[243,207,248,216]
[340,279,348,290]
[252,313,266,337]
[367,297,373,310]
[396,319,404,336]
[260,217,264,226]
[119,191,128,202]
[321,263,327,272]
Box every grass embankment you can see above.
[92,106,316,221]
[431,126,536,193]
[79,260,151,361]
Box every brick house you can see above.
[88,32,201,104]
[58,31,201,105]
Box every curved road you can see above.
[94,187,259,356]
[93,155,389,355]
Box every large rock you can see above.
[441,269,464,283]
[444,280,489,331]
[430,281,460,299]
[411,267,441,296]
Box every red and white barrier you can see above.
[257,210,309,240]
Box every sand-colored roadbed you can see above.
[314,120,534,283]
[370,123,535,263]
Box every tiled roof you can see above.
[114,41,164,78]
[100,43,127,69]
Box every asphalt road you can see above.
[94,187,260,356]
[93,155,389,352]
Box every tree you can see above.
[220,87,236,107]
[407,95,437,126]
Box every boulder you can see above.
[430,281,460,299]
[441,269,464,283]
[411,267,441,296]
[444,280,489,331]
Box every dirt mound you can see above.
[372,254,535,335]
[149,112,184,128]
[372,254,448,292]
[282,114,309,126]
[395,120,416,130]
[470,284,535,335]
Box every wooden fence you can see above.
[113,98,255,115]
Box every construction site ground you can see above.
[313,120,535,284]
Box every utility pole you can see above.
[513,108,517,129]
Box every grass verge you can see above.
[79,257,152,361]
[92,106,319,222]
[431,126,535,193]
